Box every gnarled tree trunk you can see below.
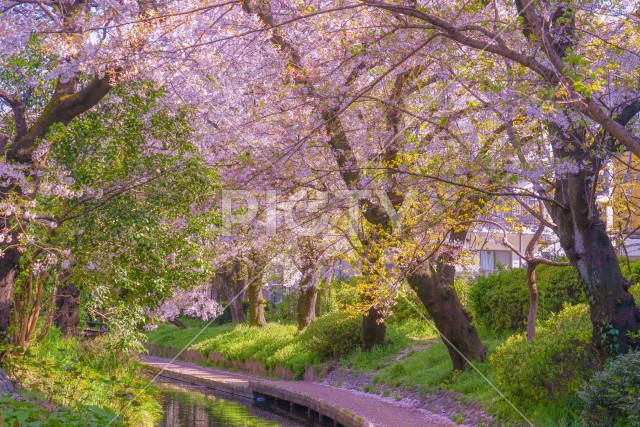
[551,156,640,360]
[222,261,246,324]
[230,301,245,323]
[408,258,486,371]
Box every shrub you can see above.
[490,304,598,406]
[299,312,361,359]
[469,259,640,333]
[580,351,640,427]
[469,264,585,331]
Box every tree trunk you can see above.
[552,168,640,360]
[227,282,244,323]
[297,270,320,331]
[228,292,245,324]
[170,318,187,329]
[526,262,539,341]
[248,282,266,327]
[408,260,486,371]
[362,306,386,351]
[0,246,20,339]
[224,261,245,324]
[54,284,80,337]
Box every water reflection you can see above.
[157,381,305,427]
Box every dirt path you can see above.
[142,355,465,427]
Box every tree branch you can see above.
[8,74,114,164]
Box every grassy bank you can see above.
[4,329,162,427]
[146,321,315,377]
[146,317,438,378]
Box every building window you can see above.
[480,250,512,274]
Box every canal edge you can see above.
[142,360,374,427]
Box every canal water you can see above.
[156,380,308,427]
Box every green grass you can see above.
[374,341,454,389]
[147,321,317,378]
[146,322,237,349]
[339,318,438,372]
[373,333,581,426]
[177,315,212,329]
[363,384,381,394]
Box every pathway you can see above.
[141,355,463,427]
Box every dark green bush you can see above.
[211,301,250,325]
[470,260,640,333]
[491,304,598,406]
[299,312,361,359]
[469,264,585,331]
[580,351,640,427]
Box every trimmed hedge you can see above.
[470,259,640,333]
[469,264,585,331]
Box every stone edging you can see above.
[252,381,372,427]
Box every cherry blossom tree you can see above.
[4,0,640,369]
[198,0,491,365]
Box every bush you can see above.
[469,259,640,333]
[469,264,585,331]
[491,304,598,406]
[580,351,640,426]
[299,312,362,359]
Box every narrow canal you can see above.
[156,381,309,427]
